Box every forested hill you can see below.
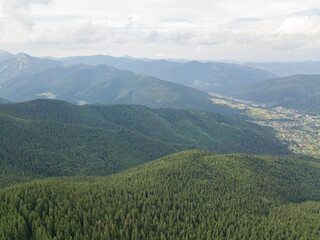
[0,150,319,239]
[0,99,290,152]
[0,100,291,187]
[0,64,243,116]
[226,74,320,114]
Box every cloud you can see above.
[36,91,56,99]
[277,16,320,35]
[161,18,194,23]
[126,17,134,28]
[233,18,262,23]
[294,8,320,17]
[30,20,113,45]
[143,28,232,46]
[2,0,52,29]
[1,0,320,61]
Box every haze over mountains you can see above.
[0,97,10,104]
[1,51,320,114]
[0,63,240,115]
[246,61,320,76]
[58,55,276,92]
[0,51,269,117]
[0,52,63,84]
[0,50,13,62]
[226,74,320,114]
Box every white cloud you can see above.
[277,16,320,35]
[36,91,56,99]
[126,17,134,28]
[2,0,52,29]
[1,0,320,61]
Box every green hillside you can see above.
[0,64,245,116]
[0,112,179,188]
[0,150,319,239]
[0,100,290,187]
[226,74,320,114]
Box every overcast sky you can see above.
[1,0,320,62]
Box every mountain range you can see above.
[246,61,320,76]
[0,99,290,187]
[0,63,244,115]
[0,97,10,103]
[0,52,250,116]
[0,52,63,85]
[0,50,13,62]
[0,50,319,239]
[58,54,276,92]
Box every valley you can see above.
[210,93,320,157]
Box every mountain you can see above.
[58,55,275,92]
[247,61,320,76]
[0,150,319,239]
[0,52,63,85]
[0,97,10,104]
[0,99,290,187]
[0,64,245,116]
[0,50,13,62]
[226,74,320,114]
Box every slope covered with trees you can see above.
[226,74,320,114]
[0,111,179,187]
[0,100,291,187]
[0,64,246,116]
[0,99,287,154]
[0,150,319,239]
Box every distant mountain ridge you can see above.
[0,97,10,104]
[0,64,246,116]
[225,74,320,114]
[0,50,13,62]
[246,61,320,76]
[58,54,276,92]
[0,52,63,85]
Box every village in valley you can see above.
[210,93,320,157]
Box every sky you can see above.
[1,0,320,62]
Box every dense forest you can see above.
[0,150,319,239]
[0,100,291,187]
